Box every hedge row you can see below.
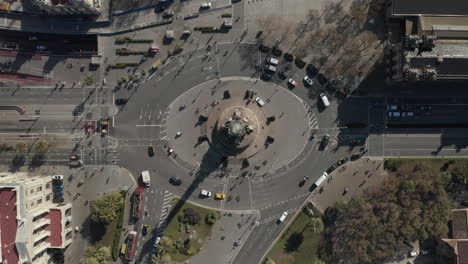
[116,49,148,55]
[111,62,140,68]
[111,191,127,261]
[115,37,153,44]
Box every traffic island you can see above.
[160,198,221,262]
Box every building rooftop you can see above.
[458,241,468,264]
[453,210,468,239]
[45,209,62,247]
[0,188,19,264]
[409,57,468,77]
[393,0,468,16]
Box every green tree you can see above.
[308,217,324,233]
[284,232,304,252]
[15,141,29,154]
[90,192,124,224]
[151,253,172,264]
[312,259,325,264]
[34,139,49,153]
[84,245,111,264]
[158,237,173,255]
[84,76,95,86]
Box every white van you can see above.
[141,170,151,187]
[320,93,330,107]
[313,172,328,188]
[278,211,288,222]
[267,57,279,66]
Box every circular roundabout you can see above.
[164,77,315,179]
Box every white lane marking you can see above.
[136,124,161,127]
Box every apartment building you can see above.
[0,172,73,264]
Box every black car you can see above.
[259,44,270,53]
[115,98,128,105]
[170,176,182,185]
[163,11,174,18]
[148,145,155,157]
[326,163,339,174]
[317,73,328,85]
[262,72,273,80]
[142,224,149,235]
[337,157,349,166]
[272,46,282,56]
[284,53,295,61]
[306,64,318,77]
[319,134,329,150]
[295,58,306,68]
[278,70,287,79]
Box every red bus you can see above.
[132,187,144,219]
[125,231,137,260]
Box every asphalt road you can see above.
[4,41,468,264]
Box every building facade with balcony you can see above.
[0,172,73,264]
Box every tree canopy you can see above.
[84,245,111,264]
[34,139,49,153]
[90,192,124,224]
[327,171,451,263]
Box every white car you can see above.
[267,57,279,66]
[387,105,398,111]
[402,112,414,117]
[265,65,277,72]
[303,76,313,86]
[409,250,419,257]
[255,97,265,107]
[200,2,212,9]
[200,190,212,197]
[388,112,400,117]
[52,175,64,180]
[278,211,288,222]
[288,78,298,87]
[153,236,161,248]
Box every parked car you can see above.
[262,72,273,80]
[265,64,277,72]
[409,250,419,257]
[259,44,270,52]
[267,57,279,66]
[200,2,212,9]
[278,211,288,222]
[287,78,298,88]
[255,97,265,107]
[402,112,414,117]
[326,163,339,174]
[420,105,432,110]
[388,112,401,117]
[54,191,64,197]
[387,105,398,110]
[215,193,226,199]
[337,157,349,166]
[162,11,174,18]
[115,98,128,105]
[303,76,313,86]
[317,73,328,85]
[284,53,295,61]
[295,58,306,68]
[272,46,282,56]
[200,190,212,197]
[170,176,182,185]
[306,64,318,77]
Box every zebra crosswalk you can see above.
[156,191,175,237]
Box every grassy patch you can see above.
[266,204,330,264]
[163,199,220,262]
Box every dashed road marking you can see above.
[248,178,255,210]
[258,193,309,211]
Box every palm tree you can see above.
[15,141,29,154]
[34,139,49,153]
[308,217,324,233]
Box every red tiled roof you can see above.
[453,211,468,239]
[0,188,19,264]
[45,209,62,247]
[458,241,468,264]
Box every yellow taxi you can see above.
[215,193,226,200]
